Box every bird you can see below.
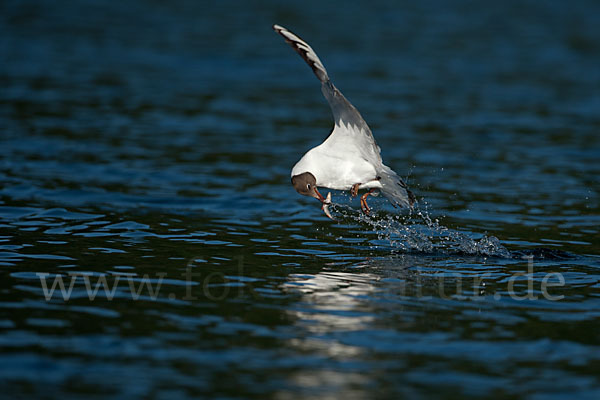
[273,24,415,219]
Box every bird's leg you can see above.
[360,189,376,215]
[351,177,381,198]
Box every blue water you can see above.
[1,0,600,398]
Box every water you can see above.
[1,0,600,398]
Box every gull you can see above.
[273,24,415,219]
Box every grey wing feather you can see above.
[273,24,381,163]
[273,24,329,83]
[320,81,381,164]
[379,164,416,209]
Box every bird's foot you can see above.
[360,189,376,215]
[350,183,360,197]
[360,197,370,214]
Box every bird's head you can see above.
[291,172,324,201]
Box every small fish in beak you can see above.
[321,192,333,220]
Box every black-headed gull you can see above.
[273,24,415,219]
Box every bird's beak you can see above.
[313,189,334,220]
[312,187,325,202]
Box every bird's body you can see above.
[274,24,415,217]
[291,136,382,192]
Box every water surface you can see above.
[1,0,600,398]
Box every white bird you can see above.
[273,24,415,219]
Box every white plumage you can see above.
[274,24,415,213]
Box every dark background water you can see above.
[1,0,600,398]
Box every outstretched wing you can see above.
[273,24,382,165]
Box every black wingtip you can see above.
[407,189,416,207]
[272,23,329,84]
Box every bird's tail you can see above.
[378,164,415,209]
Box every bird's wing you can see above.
[273,24,382,165]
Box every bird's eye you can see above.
[306,184,311,190]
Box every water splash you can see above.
[330,201,511,258]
